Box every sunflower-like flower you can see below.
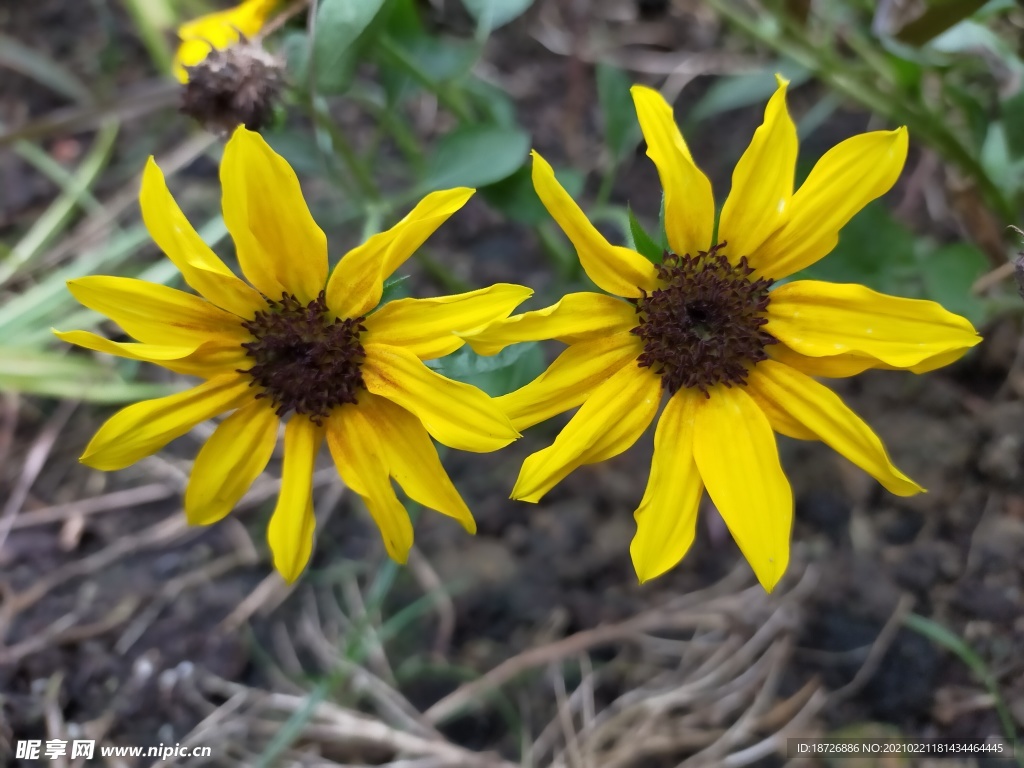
[56,127,527,582]
[462,79,981,592]
[173,0,279,83]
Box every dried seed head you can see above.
[631,243,777,396]
[240,292,367,424]
[180,38,284,134]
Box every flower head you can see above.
[173,0,279,83]
[57,127,527,582]
[463,78,981,592]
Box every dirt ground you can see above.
[1,1,1023,766]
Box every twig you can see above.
[407,546,456,659]
[829,592,915,702]
[423,609,730,725]
[9,483,173,529]
[0,399,78,553]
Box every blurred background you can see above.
[1,0,1023,765]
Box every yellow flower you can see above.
[462,79,981,592]
[57,127,527,582]
[173,0,279,83]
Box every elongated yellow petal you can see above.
[512,362,661,503]
[498,331,642,431]
[692,385,792,592]
[54,330,249,379]
[363,283,533,360]
[630,85,714,258]
[362,343,519,452]
[766,281,981,367]
[719,77,796,264]
[140,158,264,317]
[221,127,328,303]
[460,292,638,357]
[267,417,323,582]
[81,374,253,471]
[185,401,280,525]
[748,360,923,496]
[357,394,475,532]
[326,404,414,563]
[532,152,658,298]
[67,276,249,347]
[631,389,703,583]
[768,343,970,378]
[327,189,474,320]
[755,128,908,278]
[174,0,279,81]
[745,369,817,440]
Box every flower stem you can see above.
[703,0,1014,223]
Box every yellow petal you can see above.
[630,389,703,583]
[768,343,971,378]
[362,343,519,452]
[754,128,908,279]
[363,283,533,360]
[766,280,981,367]
[512,362,661,503]
[326,189,474,319]
[719,77,797,264]
[67,276,249,347]
[326,404,414,563]
[748,360,923,496]
[185,400,280,525]
[358,393,475,532]
[692,385,792,592]
[630,85,715,258]
[173,0,279,82]
[532,152,658,298]
[267,417,324,582]
[221,127,328,303]
[81,374,253,471]
[140,158,264,317]
[54,329,249,379]
[460,292,638,357]
[498,331,643,431]
[745,368,817,440]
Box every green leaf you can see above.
[460,0,534,36]
[465,79,518,127]
[420,126,530,191]
[981,121,1019,198]
[797,202,918,294]
[596,63,640,162]
[628,207,664,263]
[1001,88,1024,157]
[894,0,987,46]
[312,0,388,94]
[920,243,989,326]
[481,164,584,225]
[280,29,311,83]
[379,274,412,305]
[426,342,546,397]
[0,349,175,402]
[688,63,811,124]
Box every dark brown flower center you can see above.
[240,291,366,423]
[631,242,776,396]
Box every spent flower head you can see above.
[58,127,529,582]
[462,77,981,592]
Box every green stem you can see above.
[375,35,475,123]
[703,0,1014,223]
[121,0,175,76]
[414,249,470,293]
[305,95,381,202]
